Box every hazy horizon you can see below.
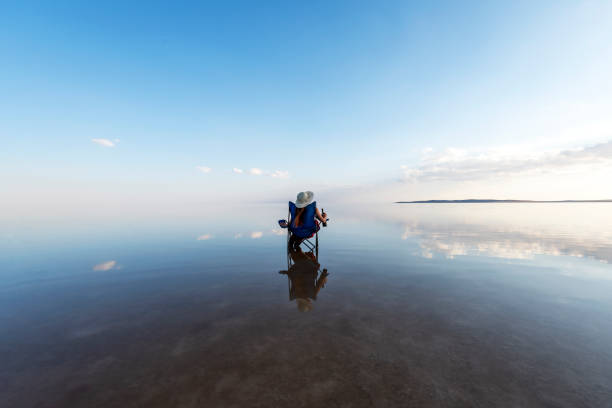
[396,198,612,202]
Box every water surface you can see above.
[2,204,612,407]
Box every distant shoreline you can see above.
[395,199,612,204]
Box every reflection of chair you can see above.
[281,246,328,305]
[283,201,320,256]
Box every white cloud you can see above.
[197,234,212,240]
[234,233,243,239]
[270,228,286,236]
[421,147,434,155]
[91,138,116,148]
[196,166,212,173]
[270,170,290,179]
[234,167,289,178]
[400,141,612,183]
[93,260,117,271]
[250,231,263,239]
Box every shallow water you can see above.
[2,204,612,407]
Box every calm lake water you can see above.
[2,204,612,407]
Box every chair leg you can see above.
[287,208,291,248]
[300,237,316,252]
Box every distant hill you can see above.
[396,199,612,203]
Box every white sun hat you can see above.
[295,191,314,208]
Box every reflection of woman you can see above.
[279,247,328,312]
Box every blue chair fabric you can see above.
[288,201,320,238]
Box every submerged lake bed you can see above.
[2,203,612,407]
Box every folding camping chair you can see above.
[279,201,320,257]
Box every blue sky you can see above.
[1,1,611,217]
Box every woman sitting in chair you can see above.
[279,191,328,250]
[290,191,327,228]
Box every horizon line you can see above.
[396,199,612,204]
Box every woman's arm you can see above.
[313,269,329,297]
[315,207,327,223]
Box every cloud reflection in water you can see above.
[383,204,612,264]
[92,260,117,271]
